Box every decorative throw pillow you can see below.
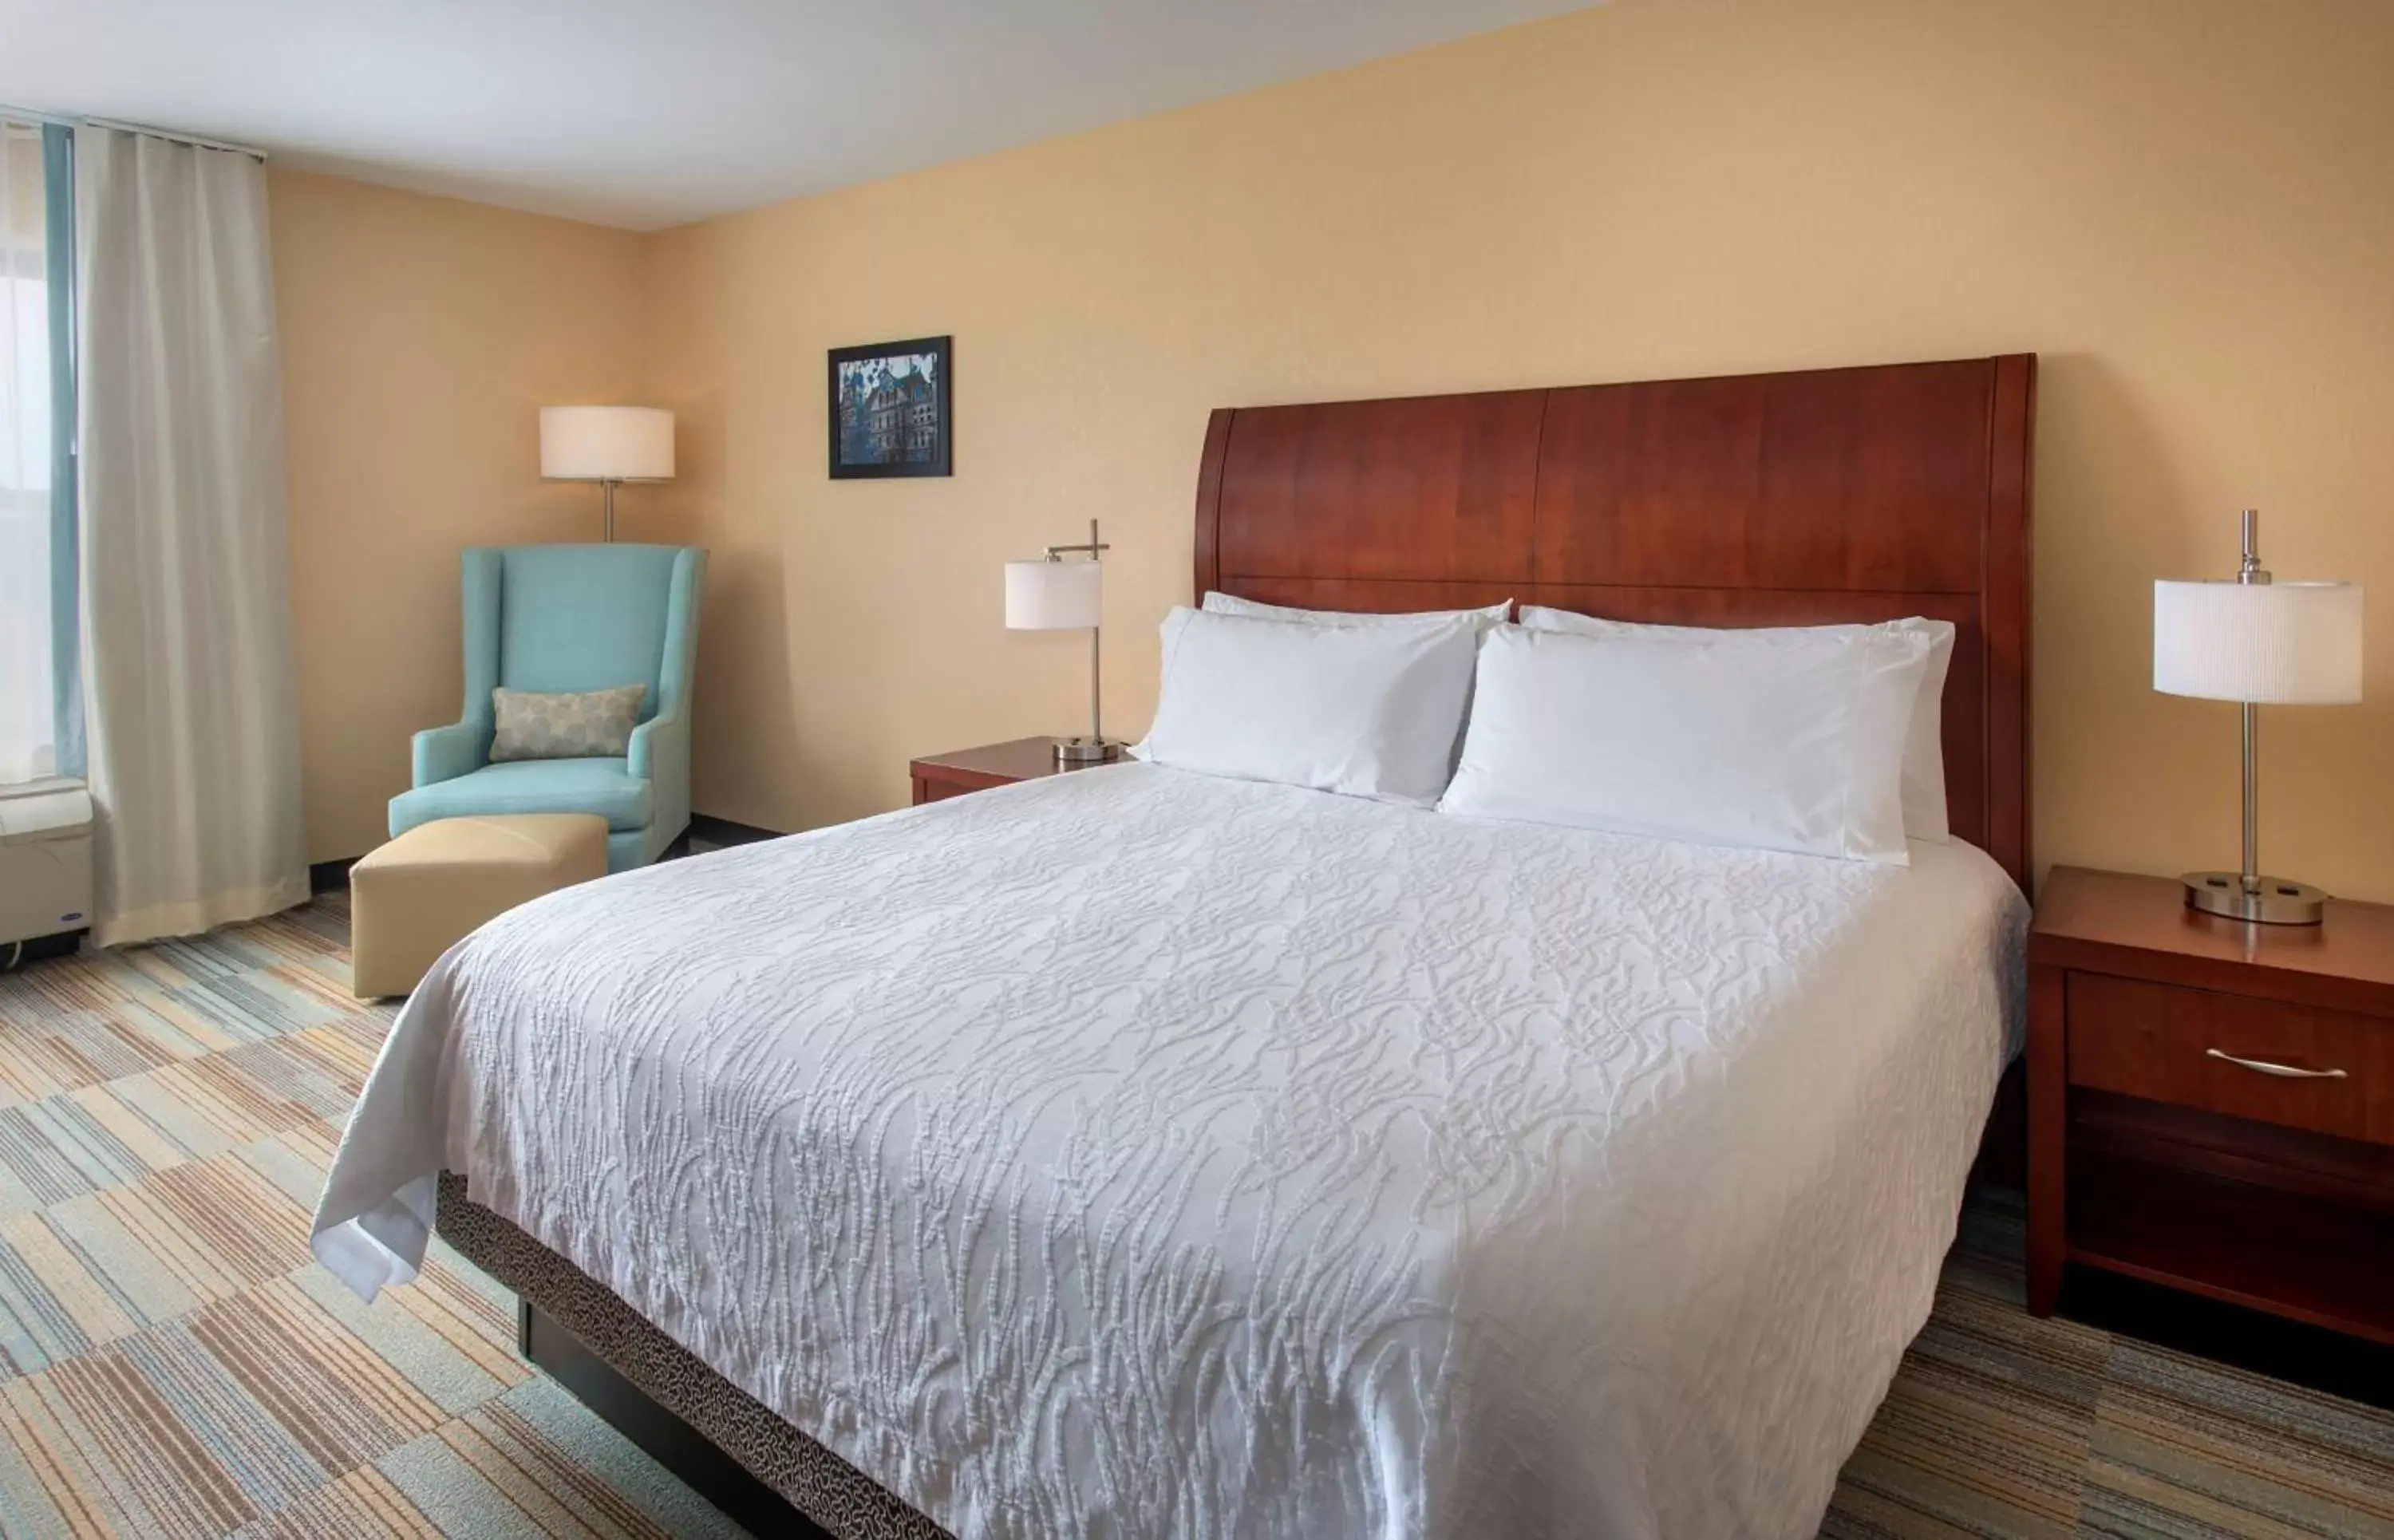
[489,683,648,762]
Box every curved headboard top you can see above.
[1193,354,2036,888]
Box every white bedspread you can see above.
[314,762,2025,1539]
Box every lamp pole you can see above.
[1045,518,1115,764]
[2235,508,2266,899]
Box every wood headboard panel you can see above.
[1192,355,2036,887]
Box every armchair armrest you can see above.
[628,706,690,841]
[412,720,490,788]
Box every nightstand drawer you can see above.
[2065,973,2394,1146]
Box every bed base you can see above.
[469,818,832,1531]
[434,1174,948,1540]
[514,1300,819,1538]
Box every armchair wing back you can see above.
[392,543,706,873]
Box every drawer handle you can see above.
[2205,1047,2349,1080]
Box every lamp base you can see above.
[2181,871,2330,925]
[1052,736,1124,765]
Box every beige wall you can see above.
[274,0,2394,899]
[273,169,647,863]
[642,0,2394,900]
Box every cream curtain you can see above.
[0,124,56,786]
[77,126,306,946]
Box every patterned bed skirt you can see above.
[434,1172,950,1540]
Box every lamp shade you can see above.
[1005,559,1100,630]
[539,406,675,481]
[2154,579,2363,704]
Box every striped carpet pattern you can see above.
[0,894,2381,1538]
[0,896,739,1539]
[1827,1201,2394,1539]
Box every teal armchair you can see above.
[390,544,706,873]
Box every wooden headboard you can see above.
[1193,354,2036,888]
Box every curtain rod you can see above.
[0,103,267,161]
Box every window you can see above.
[0,120,72,787]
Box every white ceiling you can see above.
[0,0,1594,231]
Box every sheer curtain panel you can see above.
[76,126,306,945]
[0,123,58,785]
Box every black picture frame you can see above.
[828,334,952,479]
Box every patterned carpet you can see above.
[0,893,2380,1538]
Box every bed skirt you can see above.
[433,1172,949,1540]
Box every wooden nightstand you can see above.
[907,737,1110,806]
[2028,865,2394,1345]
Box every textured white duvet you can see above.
[314,762,2025,1539]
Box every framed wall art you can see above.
[829,334,951,479]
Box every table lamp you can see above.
[2153,509,2363,923]
[540,406,675,541]
[1005,519,1120,764]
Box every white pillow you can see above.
[1135,607,1478,806]
[1203,591,1513,633]
[1439,624,1933,864]
[1195,592,1515,770]
[1517,606,1957,843]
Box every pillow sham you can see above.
[489,683,648,762]
[1135,607,1477,806]
[1438,624,1932,863]
[1516,606,1957,843]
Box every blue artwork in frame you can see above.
[829,335,951,479]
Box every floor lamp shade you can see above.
[539,406,676,483]
[1005,559,1101,631]
[2153,580,2363,704]
[539,406,674,541]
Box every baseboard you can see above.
[685,813,784,848]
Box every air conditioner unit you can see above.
[0,780,93,953]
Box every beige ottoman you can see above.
[349,814,609,998]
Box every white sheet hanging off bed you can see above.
[314,760,2025,1539]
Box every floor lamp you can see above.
[540,406,675,541]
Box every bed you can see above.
[315,353,2038,1539]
